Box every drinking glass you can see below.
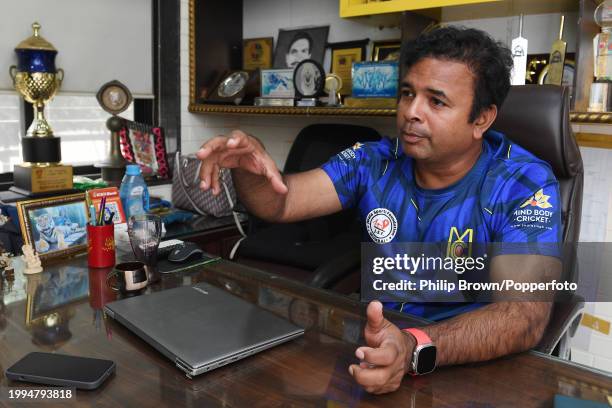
[127,214,162,283]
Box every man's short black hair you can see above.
[402,26,513,123]
[288,31,313,53]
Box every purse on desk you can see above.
[171,151,237,217]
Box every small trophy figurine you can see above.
[21,244,43,275]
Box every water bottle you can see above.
[119,165,150,219]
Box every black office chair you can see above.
[233,123,381,289]
[492,84,584,358]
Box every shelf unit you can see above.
[188,0,612,124]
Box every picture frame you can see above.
[329,39,369,95]
[17,193,89,263]
[273,26,329,69]
[243,37,273,70]
[372,40,402,62]
[96,80,133,115]
[25,265,89,326]
[261,68,295,98]
[352,61,400,98]
[119,120,170,179]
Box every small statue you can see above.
[21,244,43,274]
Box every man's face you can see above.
[396,57,482,164]
[286,38,311,68]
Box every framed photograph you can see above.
[25,265,89,326]
[372,40,401,62]
[261,68,295,98]
[329,39,368,95]
[243,37,273,70]
[352,61,400,98]
[17,193,89,262]
[119,120,170,179]
[273,26,329,69]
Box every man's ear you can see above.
[472,104,498,140]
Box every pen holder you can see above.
[87,223,116,268]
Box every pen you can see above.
[98,197,106,226]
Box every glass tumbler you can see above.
[127,214,162,283]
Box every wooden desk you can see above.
[1,257,611,407]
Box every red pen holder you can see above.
[87,224,116,268]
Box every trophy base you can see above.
[13,164,74,195]
[22,136,62,163]
[94,163,126,187]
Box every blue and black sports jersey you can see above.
[321,130,562,321]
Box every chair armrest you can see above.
[535,294,584,354]
[308,248,361,289]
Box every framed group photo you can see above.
[17,193,89,262]
[273,26,329,69]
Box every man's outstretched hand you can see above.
[196,130,288,195]
[349,301,416,394]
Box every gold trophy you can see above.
[9,22,73,196]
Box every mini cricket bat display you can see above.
[545,15,566,85]
[511,14,528,85]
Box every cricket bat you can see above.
[510,14,528,85]
[545,15,566,85]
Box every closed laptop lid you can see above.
[104,283,304,370]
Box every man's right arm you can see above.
[197,130,342,223]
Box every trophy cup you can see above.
[9,22,73,196]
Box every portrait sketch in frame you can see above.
[329,39,369,95]
[273,26,329,69]
[17,193,89,263]
[243,37,273,70]
[372,40,401,62]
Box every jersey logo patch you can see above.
[520,189,553,209]
[366,208,398,244]
[446,227,473,258]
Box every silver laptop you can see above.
[104,283,304,377]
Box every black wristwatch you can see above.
[403,328,437,375]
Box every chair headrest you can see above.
[492,85,582,178]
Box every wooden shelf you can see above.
[188,103,396,117]
[570,112,612,125]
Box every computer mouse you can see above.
[167,242,205,263]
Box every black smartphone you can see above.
[6,352,115,390]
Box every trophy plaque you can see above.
[9,22,73,196]
[95,80,133,186]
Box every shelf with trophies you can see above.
[187,0,612,126]
[8,23,76,199]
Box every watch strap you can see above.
[402,328,432,345]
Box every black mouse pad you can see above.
[157,253,221,274]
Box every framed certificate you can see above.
[329,40,368,95]
[243,37,273,70]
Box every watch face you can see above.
[415,345,437,374]
[294,59,325,98]
[218,72,249,97]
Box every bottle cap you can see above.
[125,164,141,176]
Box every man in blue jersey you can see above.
[196,26,561,394]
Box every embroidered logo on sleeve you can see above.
[366,208,398,244]
[511,189,555,230]
[520,189,553,209]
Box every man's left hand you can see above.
[349,301,416,394]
